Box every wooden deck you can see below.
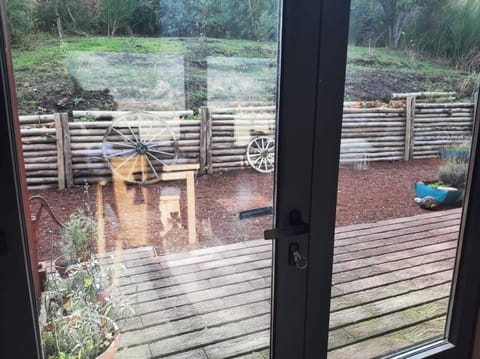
[113,209,461,359]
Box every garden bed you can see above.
[31,159,443,260]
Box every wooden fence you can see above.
[19,99,475,190]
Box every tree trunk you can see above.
[54,0,63,39]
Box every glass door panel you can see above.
[326,1,476,358]
[5,2,282,357]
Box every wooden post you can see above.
[206,108,213,174]
[60,113,73,187]
[404,96,416,161]
[54,113,65,190]
[199,107,208,174]
[473,91,478,129]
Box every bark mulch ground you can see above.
[31,158,446,261]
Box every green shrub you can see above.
[437,160,468,189]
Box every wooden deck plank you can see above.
[328,317,446,359]
[136,288,270,332]
[110,209,461,358]
[121,259,271,294]
[329,298,448,349]
[149,315,269,357]
[334,209,460,235]
[334,260,454,294]
[203,330,270,359]
[333,240,457,273]
[334,233,456,263]
[331,270,452,312]
[122,301,270,348]
[332,248,455,284]
[334,222,459,254]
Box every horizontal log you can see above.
[22,144,57,151]
[73,176,112,185]
[341,133,405,139]
[23,150,58,158]
[19,114,56,123]
[26,177,58,184]
[72,110,194,118]
[25,163,57,170]
[72,163,109,170]
[26,170,58,177]
[212,160,249,168]
[212,115,275,121]
[212,148,248,156]
[24,156,57,164]
[211,121,275,128]
[27,184,58,191]
[416,103,473,108]
[342,127,405,133]
[392,92,456,98]
[20,128,56,136]
[21,137,56,144]
[210,106,275,114]
[341,122,404,127]
[69,119,199,130]
[415,108,472,114]
[212,155,247,163]
[71,133,200,143]
[343,107,404,113]
[415,114,473,119]
[341,151,403,158]
[340,156,403,163]
[415,120,472,125]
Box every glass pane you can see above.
[7,1,279,357]
[328,1,475,358]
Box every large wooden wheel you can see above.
[102,112,179,184]
[246,136,275,173]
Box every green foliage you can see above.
[437,160,468,189]
[42,259,134,358]
[60,209,96,261]
[100,0,136,36]
[5,0,33,43]
[41,310,117,359]
[156,0,277,40]
[78,113,96,122]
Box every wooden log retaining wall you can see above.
[19,101,475,190]
[204,106,276,173]
[413,103,474,159]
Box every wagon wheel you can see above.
[102,112,179,184]
[246,136,275,173]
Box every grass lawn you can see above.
[11,35,473,115]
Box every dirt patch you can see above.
[30,159,448,261]
[344,68,461,101]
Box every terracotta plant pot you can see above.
[54,255,91,278]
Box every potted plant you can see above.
[41,308,120,359]
[415,160,467,209]
[45,261,114,313]
[55,209,97,277]
[42,263,133,358]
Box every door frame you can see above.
[0,3,42,359]
[2,0,480,358]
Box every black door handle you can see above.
[264,209,309,240]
